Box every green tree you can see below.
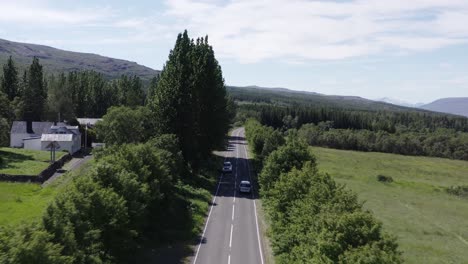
[0,56,19,101]
[259,138,315,196]
[47,73,74,121]
[95,106,152,145]
[22,57,46,121]
[191,36,230,160]
[149,30,195,164]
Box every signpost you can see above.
[46,141,61,163]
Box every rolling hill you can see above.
[0,38,158,81]
[421,97,468,117]
[228,85,434,112]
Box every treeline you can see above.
[0,56,149,121]
[298,122,468,161]
[245,119,402,263]
[239,104,468,133]
[0,30,231,263]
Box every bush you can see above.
[446,185,468,198]
[377,175,394,183]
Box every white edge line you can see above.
[243,128,265,264]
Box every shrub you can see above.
[377,175,393,183]
[446,185,468,198]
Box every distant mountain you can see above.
[376,97,424,108]
[0,38,158,81]
[420,98,468,117]
[227,85,429,112]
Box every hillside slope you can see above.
[0,38,158,80]
[228,85,432,112]
[421,97,468,117]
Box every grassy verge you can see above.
[0,158,92,227]
[312,147,468,264]
[0,147,66,175]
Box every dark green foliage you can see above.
[43,176,131,263]
[46,73,75,121]
[94,106,152,145]
[259,137,314,196]
[22,57,46,121]
[0,224,71,264]
[245,119,285,162]
[245,121,402,263]
[1,56,19,101]
[149,31,230,168]
[298,123,468,161]
[446,185,468,198]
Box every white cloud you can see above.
[0,1,111,25]
[163,0,468,63]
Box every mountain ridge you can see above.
[420,97,468,117]
[0,38,159,80]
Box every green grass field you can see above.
[0,157,92,227]
[312,147,468,264]
[0,147,66,175]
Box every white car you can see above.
[239,181,251,193]
[222,161,232,173]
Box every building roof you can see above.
[41,134,73,142]
[77,118,102,126]
[10,121,66,135]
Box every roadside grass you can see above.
[0,158,93,227]
[312,147,468,264]
[0,147,66,175]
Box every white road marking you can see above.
[242,129,265,264]
[228,254,231,264]
[229,224,234,248]
[232,204,235,221]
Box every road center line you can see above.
[229,224,234,248]
[232,204,235,221]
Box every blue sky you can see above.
[1,0,468,103]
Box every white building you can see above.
[10,121,81,154]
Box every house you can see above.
[77,118,102,127]
[10,121,81,154]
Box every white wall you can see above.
[41,141,73,154]
[10,133,32,147]
[23,138,42,151]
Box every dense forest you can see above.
[234,102,468,160]
[245,119,402,263]
[0,30,232,263]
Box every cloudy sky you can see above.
[1,0,468,103]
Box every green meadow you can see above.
[313,147,468,264]
[0,147,66,175]
[0,157,92,227]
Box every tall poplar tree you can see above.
[22,57,46,121]
[149,30,198,164]
[149,31,230,168]
[191,36,229,159]
[0,56,19,101]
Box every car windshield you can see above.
[240,183,250,187]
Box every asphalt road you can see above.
[192,127,265,264]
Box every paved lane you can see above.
[192,128,264,264]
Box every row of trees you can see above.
[297,122,468,160]
[245,119,402,263]
[0,56,148,122]
[239,103,468,133]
